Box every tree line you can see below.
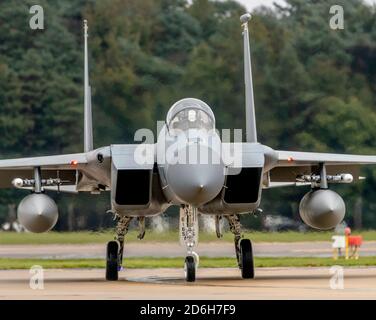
[1,0,376,230]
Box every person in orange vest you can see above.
[345,227,363,260]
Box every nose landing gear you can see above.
[184,256,196,282]
[180,205,199,282]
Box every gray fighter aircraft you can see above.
[3,14,376,282]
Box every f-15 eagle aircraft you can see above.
[3,14,376,282]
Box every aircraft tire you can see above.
[184,256,196,282]
[240,239,255,279]
[106,241,119,281]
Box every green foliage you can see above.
[2,256,376,269]
[1,229,375,244]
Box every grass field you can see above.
[1,256,376,270]
[1,230,376,244]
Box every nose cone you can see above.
[166,162,225,206]
[165,143,225,206]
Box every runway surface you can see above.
[1,241,376,258]
[1,267,375,299]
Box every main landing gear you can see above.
[180,205,199,282]
[105,215,133,281]
[225,214,255,279]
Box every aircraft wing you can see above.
[0,153,87,188]
[276,150,376,166]
[267,150,376,187]
[0,153,87,170]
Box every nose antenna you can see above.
[240,13,257,143]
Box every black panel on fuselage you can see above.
[115,170,150,205]
[224,168,262,203]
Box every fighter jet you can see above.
[3,14,376,282]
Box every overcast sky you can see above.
[236,0,285,11]
[236,0,376,11]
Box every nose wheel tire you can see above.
[240,239,255,279]
[106,241,119,281]
[184,256,196,282]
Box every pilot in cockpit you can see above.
[165,98,216,136]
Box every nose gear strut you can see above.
[180,205,199,282]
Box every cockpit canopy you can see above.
[166,98,215,132]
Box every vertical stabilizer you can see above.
[240,13,257,143]
[84,20,93,152]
